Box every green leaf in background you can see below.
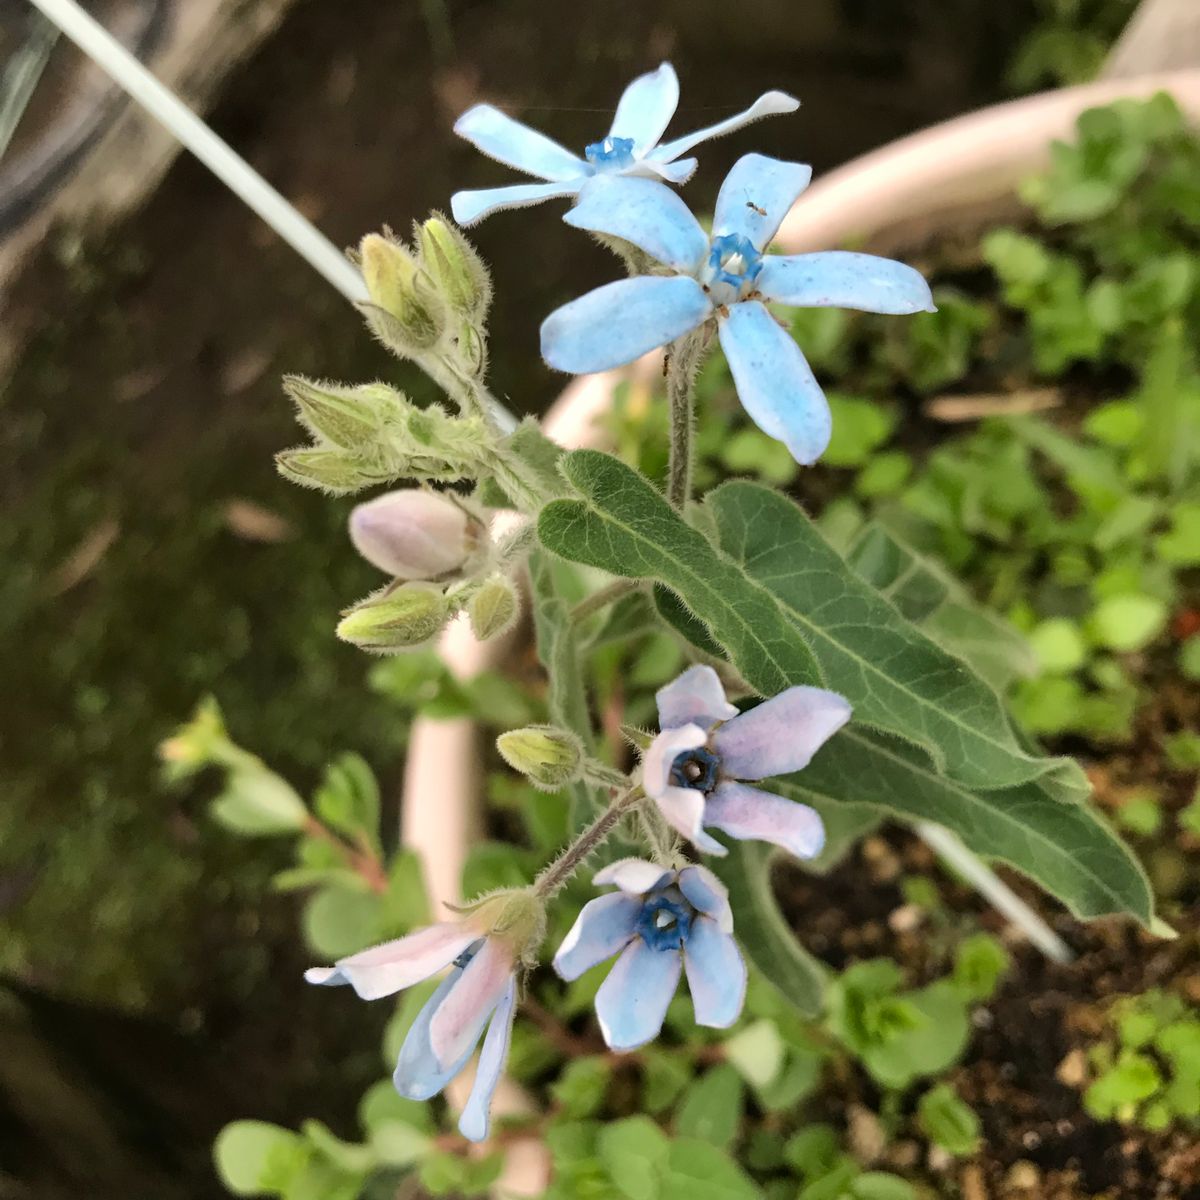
[724,1018,786,1089]
[822,394,897,468]
[675,1064,745,1148]
[662,1139,763,1200]
[598,1116,670,1200]
[918,1083,982,1155]
[314,753,381,851]
[302,885,382,959]
[214,1121,311,1196]
[1088,593,1169,652]
[210,767,308,836]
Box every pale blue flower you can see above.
[306,921,516,1142]
[553,857,745,1050]
[540,156,936,464]
[450,63,798,226]
[641,665,851,857]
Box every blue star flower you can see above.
[641,665,851,857]
[540,155,936,464]
[306,921,516,1142]
[553,858,746,1050]
[450,63,798,226]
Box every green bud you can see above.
[336,582,449,652]
[284,376,399,449]
[359,232,444,349]
[496,724,583,791]
[159,696,230,779]
[275,447,375,494]
[210,767,309,836]
[416,215,491,320]
[463,887,546,966]
[469,574,519,641]
[455,323,488,377]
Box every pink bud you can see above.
[349,489,480,579]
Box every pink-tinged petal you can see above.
[457,978,518,1143]
[712,686,852,780]
[593,858,673,896]
[704,781,826,860]
[429,939,515,1067]
[394,967,475,1100]
[303,922,478,1001]
[678,865,733,932]
[683,916,746,1028]
[655,665,737,731]
[642,724,707,797]
[553,892,641,981]
[595,939,683,1050]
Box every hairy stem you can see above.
[665,328,710,510]
[569,578,643,624]
[534,786,644,898]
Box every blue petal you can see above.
[454,104,585,182]
[595,938,682,1051]
[683,916,746,1028]
[634,157,698,184]
[566,176,708,272]
[450,181,582,227]
[704,781,826,860]
[608,63,679,153]
[393,969,475,1101]
[712,686,851,779]
[758,252,935,314]
[457,979,517,1143]
[653,92,800,164]
[541,276,710,374]
[553,892,641,981]
[712,154,813,250]
[677,865,733,932]
[655,664,737,731]
[718,301,830,465]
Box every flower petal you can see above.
[642,723,707,797]
[654,784,727,856]
[429,939,514,1068]
[553,892,641,980]
[303,922,478,1001]
[609,63,679,154]
[457,978,518,1143]
[683,916,746,1028]
[712,153,813,250]
[450,181,582,227]
[758,251,935,314]
[566,176,708,273]
[655,664,737,731]
[453,104,585,182]
[652,91,800,164]
[704,781,826,859]
[718,301,831,465]
[595,938,683,1050]
[540,276,710,374]
[593,858,674,896]
[631,157,698,185]
[393,968,475,1100]
[678,865,733,932]
[712,686,852,779]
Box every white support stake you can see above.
[27,0,368,304]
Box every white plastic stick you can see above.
[27,0,367,303]
[917,821,1074,963]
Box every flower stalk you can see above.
[533,786,645,899]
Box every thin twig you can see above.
[569,578,644,624]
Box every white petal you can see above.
[641,724,707,798]
[608,63,680,154]
[652,92,800,164]
[593,858,674,895]
[712,153,813,251]
[450,180,582,227]
[453,104,585,182]
[655,664,737,730]
[704,781,826,860]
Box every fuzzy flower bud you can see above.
[275,447,377,494]
[416,216,492,321]
[360,232,444,349]
[284,376,398,450]
[349,489,482,579]
[497,725,584,791]
[468,573,519,641]
[336,582,448,652]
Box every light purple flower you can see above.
[449,63,797,226]
[306,921,516,1142]
[641,665,851,858]
[540,157,936,464]
[553,857,746,1050]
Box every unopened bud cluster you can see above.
[497,725,584,791]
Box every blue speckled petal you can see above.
[608,63,679,153]
[450,181,583,227]
[566,176,708,272]
[655,664,737,731]
[453,104,585,182]
[553,892,641,981]
[718,301,830,465]
[393,968,475,1101]
[758,252,936,314]
[595,938,683,1050]
[683,916,746,1028]
[541,276,710,374]
[653,91,800,164]
[713,686,852,779]
[457,978,517,1143]
[712,154,813,250]
[704,781,826,860]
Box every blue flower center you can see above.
[703,233,763,304]
[637,891,693,952]
[669,746,721,794]
[584,135,636,171]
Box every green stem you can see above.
[534,786,644,898]
[569,578,643,624]
[665,328,709,510]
